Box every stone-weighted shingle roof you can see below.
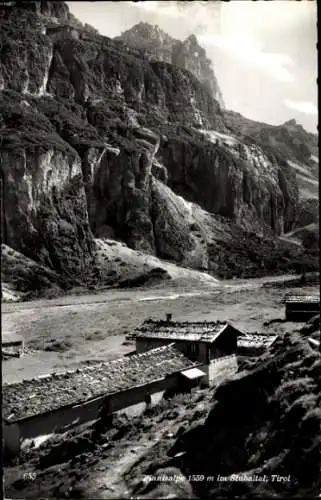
[238,333,278,349]
[284,295,320,304]
[3,344,196,423]
[135,320,238,343]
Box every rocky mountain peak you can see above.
[115,23,224,107]
[284,119,298,126]
[186,33,198,45]
[117,21,174,48]
[283,118,305,132]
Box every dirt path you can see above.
[88,438,157,498]
[1,272,307,314]
[84,403,195,499]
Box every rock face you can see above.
[157,130,299,236]
[1,147,94,280]
[0,1,318,293]
[1,243,66,297]
[84,130,159,254]
[172,34,225,109]
[115,22,225,108]
[44,36,224,129]
[151,179,209,268]
[224,111,318,167]
[224,111,319,246]
[14,1,69,19]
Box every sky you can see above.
[67,1,318,134]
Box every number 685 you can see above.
[23,472,37,481]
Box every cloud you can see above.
[284,99,318,115]
[130,2,295,83]
[199,33,295,83]
[129,1,184,18]
[129,1,303,85]
[129,1,221,24]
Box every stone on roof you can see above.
[284,295,320,304]
[135,320,240,343]
[2,345,196,423]
[238,333,278,349]
[2,332,23,346]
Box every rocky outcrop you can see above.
[151,179,208,268]
[115,22,225,107]
[148,61,223,129]
[43,36,224,130]
[140,333,321,498]
[14,1,69,20]
[0,27,53,95]
[1,243,65,298]
[172,34,225,108]
[224,111,318,167]
[115,23,174,60]
[296,198,319,228]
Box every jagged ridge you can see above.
[115,22,225,108]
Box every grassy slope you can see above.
[135,328,321,499]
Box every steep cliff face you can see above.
[82,128,159,254]
[115,22,225,108]
[172,34,225,109]
[13,1,69,20]
[45,36,223,130]
[151,179,209,268]
[224,111,319,243]
[1,146,94,279]
[0,10,53,96]
[0,1,318,294]
[156,128,298,236]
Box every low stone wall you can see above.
[118,390,165,418]
[208,354,238,386]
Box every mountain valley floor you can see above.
[2,274,318,385]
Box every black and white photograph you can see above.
[1,0,320,498]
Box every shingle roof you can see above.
[135,320,237,343]
[238,333,278,349]
[3,345,196,423]
[284,295,320,304]
[2,333,23,346]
